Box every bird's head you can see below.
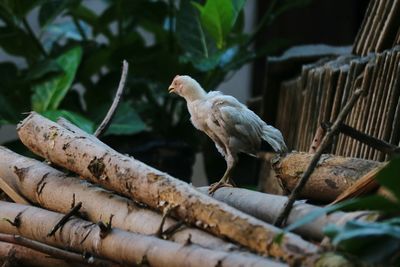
[168,75,206,102]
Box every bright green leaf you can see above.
[32,46,83,112]
[193,0,246,49]
[41,109,94,134]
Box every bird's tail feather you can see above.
[261,125,287,153]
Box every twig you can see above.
[97,214,114,239]
[22,18,48,58]
[161,221,185,240]
[94,60,129,137]
[322,122,400,155]
[48,202,82,237]
[155,204,179,238]
[274,87,365,227]
[308,124,327,153]
[0,233,115,266]
[245,0,278,46]
[72,17,88,41]
[0,177,30,205]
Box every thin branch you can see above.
[0,233,115,266]
[94,60,129,137]
[48,202,82,237]
[22,18,48,58]
[323,122,400,155]
[0,177,30,205]
[308,124,326,153]
[245,0,278,47]
[72,17,88,41]
[274,87,365,227]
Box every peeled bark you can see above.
[273,152,383,202]
[0,146,234,252]
[0,241,77,267]
[198,187,375,241]
[17,113,319,265]
[331,164,386,204]
[0,201,286,267]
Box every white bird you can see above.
[168,75,287,193]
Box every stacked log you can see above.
[0,112,380,266]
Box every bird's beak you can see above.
[168,86,175,94]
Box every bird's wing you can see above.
[208,95,264,154]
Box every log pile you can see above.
[0,113,382,266]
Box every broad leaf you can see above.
[324,219,400,264]
[32,46,83,112]
[274,0,312,18]
[42,109,94,134]
[374,157,400,202]
[0,26,41,61]
[176,0,211,59]
[25,59,63,81]
[193,0,246,48]
[104,102,147,136]
[43,20,90,50]
[68,4,98,29]
[38,0,80,27]
[0,62,30,122]
[0,0,42,19]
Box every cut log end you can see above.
[273,152,383,202]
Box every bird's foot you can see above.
[208,181,234,195]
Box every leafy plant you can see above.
[0,0,309,150]
[285,157,400,265]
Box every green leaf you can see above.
[104,102,147,136]
[41,109,94,134]
[32,46,83,112]
[44,20,89,43]
[0,62,30,122]
[0,26,41,61]
[375,157,400,202]
[176,0,211,59]
[324,219,400,264]
[38,0,80,27]
[274,0,312,18]
[68,4,98,28]
[0,0,43,20]
[193,0,245,48]
[25,59,63,81]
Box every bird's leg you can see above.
[208,154,237,195]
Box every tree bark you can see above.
[0,241,77,267]
[0,201,286,267]
[17,112,319,265]
[198,187,374,241]
[331,164,386,204]
[0,146,235,252]
[273,152,383,202]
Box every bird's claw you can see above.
[208,181,234,195]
